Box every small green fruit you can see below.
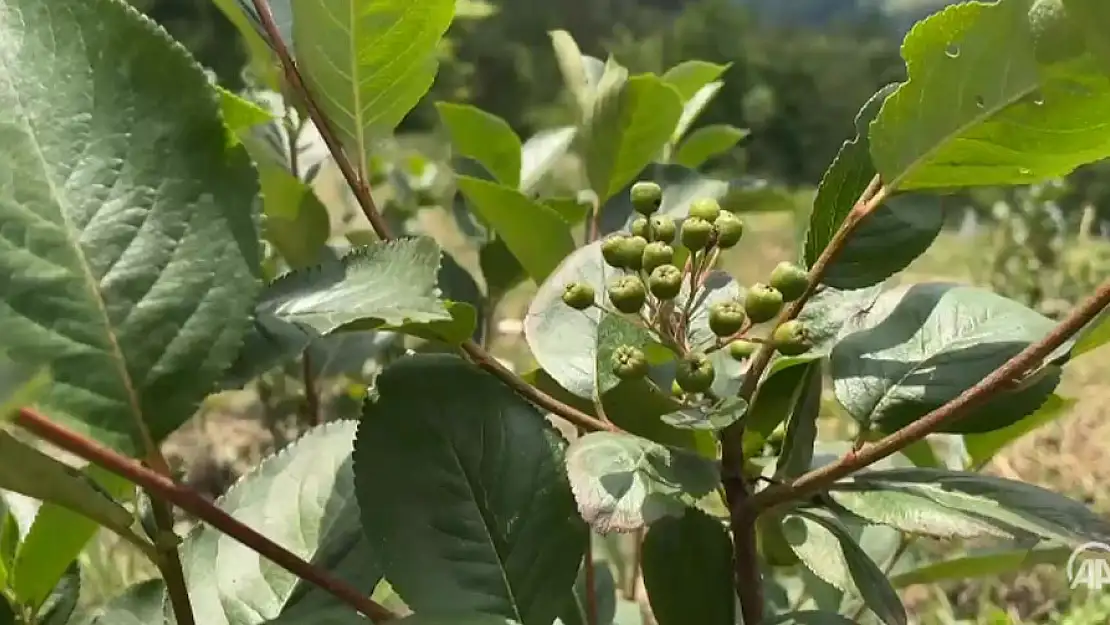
[675,352,715,394]
[744,283,784,323]
[601,235,628,269]
[688,197,722,222]
[648,264,683,300]
[631,217,650,239]
[612,345,649,380]
[561,282,596,310]
[608,276,648,314]
[618,236,649,270]
[728,339,759,361]
[769,261,809,302]
[772,320,811,356]
[630,181,664,215]
[650,215,677,243]
[708,301,747,337]
[681,217,714,252]
[714,211,745,249]
[641,242,675,273]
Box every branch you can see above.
[749,277,1110,512]
[14,408,397,624]
[248,0,618,435]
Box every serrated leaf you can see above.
[831,283,1061,433]
[181,420,379,625]
[661,61,729,102]
[837,468,1110,547]
[583,67,684,202]
[963,393,1073,468]
[641,509,733,625]
[521,126,577,194]
[773,361,823,480]
[558,559,618,625]
[869,0,1110,190]
[673,125,748,169]
[887,544,1073,588]
[436,103,522,187]
[292,0,454,167]
[353,355,587,625]
[782,510,907,625]
[671,82,725,146]
[456,176,575,283]
[74,578,166,625]
[255,163,331,269]
[565,431,720,534]
[0,0,262,457]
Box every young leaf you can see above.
[869,0,1110,190]
[353,355,588,625]
[782,509,907,625]
[830,283,1062,434]
[672,125,749,169]
[521,126,578,194]
[565,431,720,534]
[180,420,379,625]
[550,30,595,113]
[436,103,522,188]
[558,559,618,625]
[661,61,729,102]
[962,393,1074,468]
[671,82,725,146]
[582,65,685,202]
[0,0,262,456]
[773,361,823,480]
[71,578,166,625]
[255,163,331,269]
[216,87,274,144]
[456,176,576,283]
[887,544,1073,588]
[292,0,455,167]
[641,509,734,625]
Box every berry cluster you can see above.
[561,181,813,401]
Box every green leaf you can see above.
[828,486,1018,540]
[292,0,454,165]
[37,563,79,625]
[794,286,885,358]
[773,361,823,480]
[661,60,728,102]
[869,0,1110,190]
[672,125,748,169]
[565,431,720,534]
[210,0,283,87]
[74,579,166,625]
[0,0,262,457]
[550,30,594,112]
[782,509,907,625]
[742,355,823,457]
[963,393,1074,468]
[456,176,576,283]
[255,163,331,269]
[353,355,588,625]
[641,509,734,625]
[887,544,1073,588]
[216,87,273,144]
[671,82,725,146]
[558,559,618,625]
[480,237,528,299]
[840,468,1110,546]
[1069,307,1110,359]
[181,420,379,625]
[0,356,49,421]
[395,614,521,625]
[582,66,684,202]
[767,612,858,625]
[830,283,1061,433]
[436,103,522,188]
[521,127,577,194]
[1063,0,1110,75]
[661,397,747,432]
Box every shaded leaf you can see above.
[74,578,166,625]
[595,314,673,397]
[395,614,520,625]
[292,0,454,166]
[673,125,748,169]
[558,559,618,625]
[38,563,79,625]
[1069,307,1110,359]
[181,420,379,625]
[437,103,522,188]
[0,0,262,456]
[794,286,885,358]
[742,355,822,457]
[0,356,49,421]
[773,361,823,480]
[869,0,1110,190]
[1063,0,1110,76]
[641,509,734,625]
[480,237,528,299]
[216,87,273,144]
[963,393,1074,468]
[521,126,578,194]
[255,163,331,269]
[888,544,1073,588]
[565,431,720,534]
[353,355,587,625]
[661,397,747,431]
[767,612,858,625]
[828,487,1015,540]
[550,30,594,112]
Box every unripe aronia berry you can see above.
[648,264,683,300]
[714,211,745,249]
[612,344,649,380]
[688,197,722,222]
[631,181,663,215]
[641,242,675,273]
[608,276,648,314]
[631,217,650,240]
[708,301,747,337]
[744,283,784,323]
[681,216,714,252]
[772,320,811,356]
[601,235,628,269]
[769,261,809,302]
[675,352,715,394]
[728,339,759,361]
[618,236,649,270]
[650,215,677,243]
[561,282,595,310]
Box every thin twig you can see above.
[584,533,598,625]
[146,496,195,625]
[14,408,397,623]
[750,277,1110,512]
[302,351,321,426]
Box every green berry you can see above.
[648,264,683,300]
[768,261,809,302]
[631,181,664,215]
[650,215,677,243]
[772,320,811,356]
[744,283,785,324]
[714,212,745,249]
[607,276,648,314]
[641,242,675,273]
[631,217,650,240]
[681,217,714,252]
[675,352,715,394]
[728,339,759,361]
[688,198,722,222]
[601,235,628,269]
[619,236,649,270]
[708,301,747,337]
[561,282,596,310]
[612,345,649,380]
